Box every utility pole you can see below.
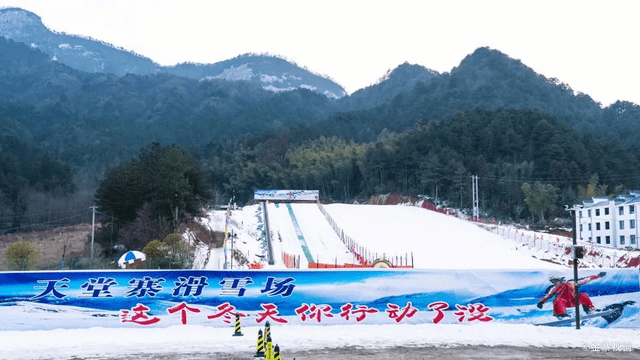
[61,237,66,270]
[471,175,479,219]
[174,192,179,230]
[230,230,234,270]
[111,213,114,253]
[90,206,96,269]
[569,206,580,329]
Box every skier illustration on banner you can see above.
[536,272,606,319]
[534,271,637,327]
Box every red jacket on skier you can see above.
[537,272,606,318]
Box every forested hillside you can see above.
[207,108,640,222]
[0,136,75,229]
[2,35,640,233]
[315,48,634,147]
[338,63,439,111]
[0,37,338,172]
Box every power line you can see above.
[0,213,87,233]
[478,172,640,185]
[0,207,89,221]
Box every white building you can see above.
[574,191,640,249]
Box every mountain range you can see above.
[0,7,346,98]
[1,6,639,172]
[3,6,640,229]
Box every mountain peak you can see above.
[386,62,438,82]
[0,7,346,98]
[449,46,544,90]
[170,53,347,98]
[453,47,516,72]
[0,8,45,34]
[339,62,439,111]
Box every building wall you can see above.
[576,199,639,249]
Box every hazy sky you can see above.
[1,0,638,105]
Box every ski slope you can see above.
[265,202,310,267]
[198,203,564,270]
[287,203,352,264]
[322,204,563,269]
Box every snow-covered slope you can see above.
[189,55,346,98]
[197,203,564,270]
[323,204,563,269]
[266,202,306,266]
[286,203,353,265]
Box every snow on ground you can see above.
[196,202,564,270]
[194,204,270,269]
[322,203,563,269]
[287,203,353,265]
[3,202,637,359]
[492,223,640,268]
[1,322,639,359]
[267,202,310,267]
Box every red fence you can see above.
[421,200,458,216]
[282,252,299,269]
[307,262,414,269]
[282,251,413,269]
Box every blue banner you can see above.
[0,269,638,330]
[253,189,319,201]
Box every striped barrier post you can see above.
[264,320,271,340]
[254,329,265,357]
[273,344,281,360]
[265,335,273,360]
[232,313,243,336]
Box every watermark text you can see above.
[582,341,632,352]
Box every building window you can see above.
[631,220,636,229]
[580,224,583,231]
[620,220,624,230]
[631,205,635,215]
[605,221,610,230]
[588,223,592,231]
[579,210,582,218]
[596,222,601,230]
[596,236,601,244]
[619,206,624,215]
[620,235,625,245]
[632,235,637,245]
[605,208,609,215]
[588,209,592,217]
[606,236,611,244]
[595,209,600,216]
